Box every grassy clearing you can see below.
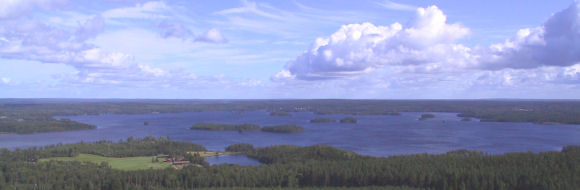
[40,154,171,171]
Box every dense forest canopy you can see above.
[340,117,358,123]
[419,113,435,120]
[261,125,305,133]
[2,99,580,133]
[0,138,578,189]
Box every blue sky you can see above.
[0,0,579,99]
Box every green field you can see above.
[40,154,171,171]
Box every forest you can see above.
[2,99,580,134]
[340,117,358,123]
[261,125,305,133]
[0,137,578,190]
[419,113,435,120]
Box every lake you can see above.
[1,111,579,158]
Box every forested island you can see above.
[0,118,95,134]
[419,113,435,120]
[191,123,260,132]
[2,99,580,134]
[340,117,358,123]
[261,125,305,133]
[310,117,336,123]
[0,137,578,189]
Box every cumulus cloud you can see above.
[478,2,580,70]
[0,11,247,89]
[0,16,104,64]
[195,28,228,44]
[0,14,173,85]
[271,69,295,82]
[277,1,580,89]
[277,6,471,80]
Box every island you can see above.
[190,123,261,132]
[419,113,435,120]
[3,100,580,135]
[261,125,305,133]
[0,118,96,134]
[340,117,358,123]
[461,117,472,121]
[310,117,336,123]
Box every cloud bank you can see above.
[478,2,580,70]
[275,1,580,89]
[275,6,471,80]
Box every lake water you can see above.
[205,154,262,166]
[1,111,580,161]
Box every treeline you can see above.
[419,113,435,120]
[340,117,358,123]
[191,123,260,132]
[1,139,578,189]
[457,110,580,124]
[191,123,305,133]
[2,136,206,162]
[0,118,95,134]
[261,125,305,133]
[2,99,580,134]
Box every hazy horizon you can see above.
[1,0,580,99]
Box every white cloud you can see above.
[376,0,416,11]
[279,6,471,80]
[278,2,580,89]
[478,2,580,70]
[271,69,295,82]
[0,0,66,19]
[0,14,172,85]
[102,1,168,19]
[269,2,580,98]
[195,28,228,44]
[1,77,10,84]
[215,0,283,20]
[0,17,104,64]
[212,0,376,39]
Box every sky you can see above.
[0,0,579,99]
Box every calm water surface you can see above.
[1,111,579,158]
[205,154,261,166]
